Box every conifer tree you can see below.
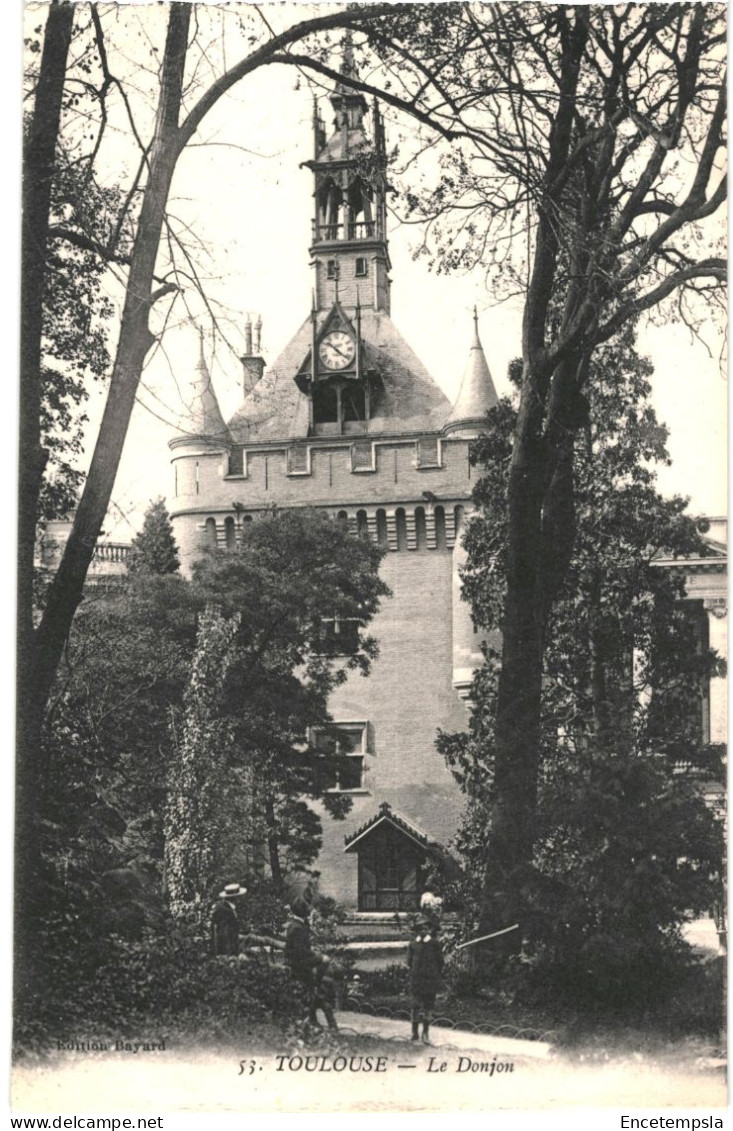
[439,330,725,1004]
[127,498,180,577]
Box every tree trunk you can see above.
[16,0,75,1016]
[31,4,190,726]
[264,797,283,888]
[480,356,580,943]
[16,2,191,1012]
[481,382,546,936]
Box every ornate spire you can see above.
[330,28,368,126]
[444,309,498,435]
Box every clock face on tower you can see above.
[319,331,356,371]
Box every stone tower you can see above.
[168,61,499,911]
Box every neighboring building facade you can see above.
[167,73,727,913]
[35,517,131,584]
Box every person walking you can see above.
[211,882,247,956]
[407,915,443,1044]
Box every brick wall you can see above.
[314,547,471,906]
[313,248,391,313]
[170,434,477,565]
[169,430,477,909]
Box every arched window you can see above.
[224,516,236,549]
[395,508,408,551]
[347,177,375,237]
[415,506,427,550]
[317,178,343,239]
[454,505,465,534]
[434,506,446,551]
[337,510,349,528]
[376,509,388,548]
[356,510,369,538]
[205,517,217,548]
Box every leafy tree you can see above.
[127,498,180,577]
[20,3,479,995]
[16,1,406,996]
[378,2,727,925]
[38,509,388,956]
[439,331,725,996]
[37,146,118,523]
[169,508,390,903]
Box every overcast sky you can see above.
[22,3,728,540]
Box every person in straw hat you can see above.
[211,881,247,956]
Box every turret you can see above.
[169,330,230,524]
[444,310,498,436]
[173,329,229,444]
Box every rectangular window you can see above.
[326,259,337,279]
[313,382,339,425]
[287,445,311,476]
[313,722,367,792]
[355,257,367,277]
[319,618,361,656]
[228,447,245,476]
[416,436,441,468]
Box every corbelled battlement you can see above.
[170,432,476,570]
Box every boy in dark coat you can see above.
[407,916,443,1044]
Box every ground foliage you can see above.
[437,332,726,1009]
[21,509,388,1044]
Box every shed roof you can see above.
[344,802,430,853]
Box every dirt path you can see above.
[12,1026,726,1114]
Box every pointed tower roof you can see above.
[170,330,229,448]
[444,310,498,435]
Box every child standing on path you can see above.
[407,916,443,1044]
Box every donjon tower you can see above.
[169,66,498,912]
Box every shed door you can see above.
[357,824,424,911]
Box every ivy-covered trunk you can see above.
[480,357,580,944]
[482,400,544,930]
[165,606,242,922]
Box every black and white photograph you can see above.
[14,0,727,1119]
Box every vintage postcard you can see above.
[13,0,727,1122]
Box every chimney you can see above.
[241,313,265,396]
